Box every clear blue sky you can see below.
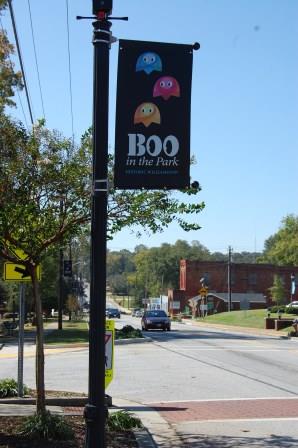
[2,1,298,254]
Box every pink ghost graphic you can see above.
[153,76,180,100]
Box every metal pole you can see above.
[58,243,63,330]
[84,15,111,448]
[17,283,25,397]
[228,246,232,312]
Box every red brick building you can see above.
[168,260,298,315]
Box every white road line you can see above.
[145,396,298,404]
[174,417,298,424]
[155,346,297,352]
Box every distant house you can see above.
[168,260,298,315]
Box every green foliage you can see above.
[268,305,286,313]
[283,307,298,316]
[133,240,211,296]
[0,378,29,398]
[107,410,143,431]
[0,117,91,264]
[269,305,298,315]
[115,325,143,339]
[260,215,298,266]
[0,2,23,113]
[268,275,287,306]
[21,411,74,441]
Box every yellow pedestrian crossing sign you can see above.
[105,319,115,389]
[3,262,41,282]
[199,287,208,297]
[1,239,28,261]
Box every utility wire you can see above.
[66,0,74,144]
[8,0,34,125]
[0,16,29,129]
[27,0,45,120]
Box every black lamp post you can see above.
[84,4,111,447]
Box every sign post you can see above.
[17,283,25,396]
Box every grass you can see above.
[196,309,295,332]
[44,320,89,345]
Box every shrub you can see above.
[269,306,298,315]
[269,306,286,313]
[107,410,143,431]
[0,378,29,398]
[115,325,143,339]
[285,307,298,315]
[21,411,74,440]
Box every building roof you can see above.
[208,292,266,304]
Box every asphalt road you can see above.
[1,315,298,446]
[1,315,297,400]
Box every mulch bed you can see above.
[0,416,138,447]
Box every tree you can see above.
[0,6,205,418]
[0,1,23,112]
[65,294,79,320]
[0,117,91,415]
[133,240,211,297]
[260,215,298,266]
[268,275,287,306]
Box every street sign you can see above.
[63,260,72,277]
[199,287,208,296]
[3,262,41,282]
[1,239,28,261]
[105,319,115,389]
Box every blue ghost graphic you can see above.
[136,52,162,75]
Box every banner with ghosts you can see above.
[114,39,194,189]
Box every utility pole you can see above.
[228,246,232,312]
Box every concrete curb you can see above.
[0,395,112,407]
[115,336,152,345]
[134,428,157,448]
[43,336,152,350]
[113,398,180,448]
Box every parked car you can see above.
[131,308,141,317]
[105,308,121,319]
[141,310,171,331]
[286,301,298,309]
[134,309,144,317]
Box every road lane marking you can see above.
[155,345,298,352]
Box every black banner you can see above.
[114,39,194,189]
[63,260,72,277]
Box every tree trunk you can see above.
[31,264,46,415]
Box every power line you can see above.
[66,0,74,143]
[27,0,45,120]
[8,0,34,125]
[0,16,29,129]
